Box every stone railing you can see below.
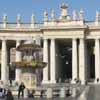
[28,87,71,98]
[0,22,43,29]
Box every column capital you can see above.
[72,38,77,40]
[79,38,85,40]
[16,39,21,42]
[43,37,48,40]
[1,39,6,41]
[95,38,99,40]
[1,36,7,41]
[50,38,56,40]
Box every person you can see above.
[18,82,25,99]
[58,77,61,83]
[5,89,14,100]
[28,90,34,98]
[97,78,99,82]
[9,79,12,87]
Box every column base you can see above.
[42,80,50,84]
[42,80,56,84]
[71,80,76,84]
[81,80,87,85]
[94,79,100,84]
[50,80,56,84]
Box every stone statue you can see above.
[79,9,84,20]
[44,10,48,22]
[73,10,77,20]
[51,9,56,21]
[95,11,99,22]
[17,14,21,24]
[3,14,7,23]
[31,14,35,24]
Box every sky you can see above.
[0,0,99,23]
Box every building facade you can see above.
[0,3,100,85]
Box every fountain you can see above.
[13,37,46,89]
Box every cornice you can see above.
[0,28,41,33]
[41,25,88,31]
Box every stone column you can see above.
[15,40,22,82]
[1,39,8,83]
[72,38,78,84]
[50,39,56,83]
[79,38,87,84]
[95,39,100,83]
[42,38,49,84]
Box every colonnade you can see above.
[0,39,22,83]
[42,38,100,84]
[0,38,100,85]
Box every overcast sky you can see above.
[0,0,99,22]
